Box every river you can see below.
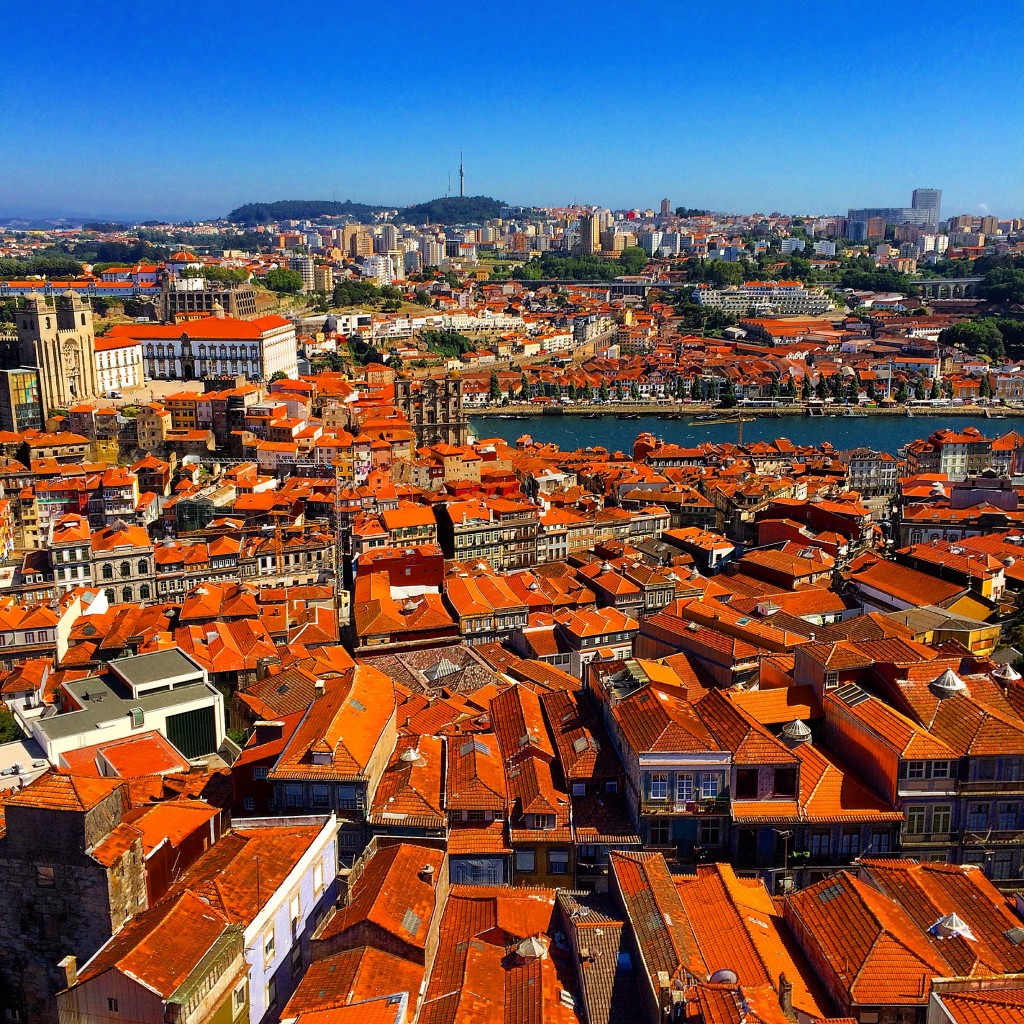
[469,414,1010,455]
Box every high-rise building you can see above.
[911,188,942,227]
[980,215,999,235]
[660,198,671,215]
[0,367,43,432]
[288,255,316,292]
[579,212,600,256]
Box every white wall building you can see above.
[112,314,299,382]
[93,335,145,394]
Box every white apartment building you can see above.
[93,335,145,394]
[693,280,835,315]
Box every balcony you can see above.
[901,831,955,846]
[641,797,730,817]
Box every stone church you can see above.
[14,292,100,413]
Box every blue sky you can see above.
[3,0,1022,221]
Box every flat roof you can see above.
[35,674,215,741]
[109,649,203,689]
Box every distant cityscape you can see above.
[2,181,1024,1024]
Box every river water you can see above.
[469,414,1010,455]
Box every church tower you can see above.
[16,292,99,413]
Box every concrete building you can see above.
[288,256,315,293]
[911,187,942,227]
[0,367,44,432]
[93,336,145,395]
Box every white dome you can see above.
[931,668,968,698]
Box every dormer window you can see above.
[311,751,332,766]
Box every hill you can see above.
[226,199,388,225]
[226,195,509,227]
[397,195,506,224]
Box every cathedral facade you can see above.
[15,292,100,413]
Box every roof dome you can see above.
[931,668,968,698]
[516,936,547,961]
[782,719,812,746]
[993,663,1022,683]
[929,913,977,942]
[709,968,739,984]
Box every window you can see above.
[999,802,1018,831]
[290,942,303,973]
[736,769,758,799]
[906,762,926,780]
[968,802,990,831]
[774,768,797,797]
[976,758,997,781]
[548,849,569,875]
[253,766,269,780]
[810,831,831,858]
[870,830,892,854]
[840,830,860,858]
[700,773,720,800]
[571,782,586,797]
[244,797,255,811]
[313,861,324,894]
[824,671,839,689]
[905,806,926,835]
[232,984,246,1019]
[932,805,952,834]
[312,785,330,808]
[102,564,113,580]
[649,818,670,845]
[931,760,950,779]
[1004,758,1023,782]
[990,851,1015,881]
[515,848,536,873]
[649,773,668,800]
[263,927,276,965]
[266,977,277,1011]
[468,809,486,821]
[36,866,55,887]
[107,1000,118,1013]
[676,773,694,804]
[698,819,721,846]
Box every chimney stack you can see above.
[778,972,793,1014]
[59,955,78,990]
[419,863,436,885]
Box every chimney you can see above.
[59,955,77,989]
[314,680,325,699]
[778,972,793,1014]
[419,863,436,885]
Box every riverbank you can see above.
[473,402,1023,420]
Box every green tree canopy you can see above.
[264,267,304,293]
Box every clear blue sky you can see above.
[3,0,1023,221]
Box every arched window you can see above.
[120,562,130,579]
[105,588,115,602]
[138,559,148,575]
[139,584,151,601]
[122,587,132,603]
[102,564,113,580]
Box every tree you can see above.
[815,376,829,400]
[599,381,610,402]
[866,379,878,401]
[519,372,530,398]
[930,378,941,400]
[0,706,21,744]
[720,379,737,409]
[414,288,433,306]
[983,268,1024,306]
[443,271,461,289]
[895,379,909,404]
[801,375,812,401]
[630,381,641,402]
[264,268,304,293]
[618,247,649,275]
[615,381,624,402]
[269,370,288,383]
[914,379,926,400]
[939,319,1006,360]
[489,371,501,401]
